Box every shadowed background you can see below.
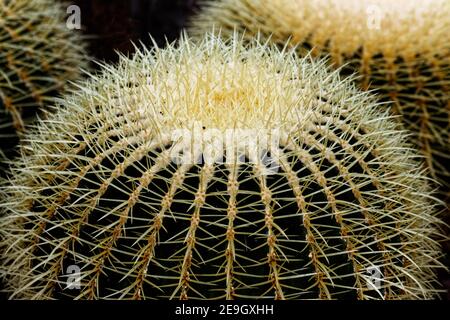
[63,0,200,64]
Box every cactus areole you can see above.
[0,34,444,300]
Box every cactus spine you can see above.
[190,0,450,202]
[0,34,445,300]
[0,0,87,159]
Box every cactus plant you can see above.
[190,0,450,202]
[0,34,445,300]
[0,0,87,160]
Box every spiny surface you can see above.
[0,0,87,159]
[190,0,450,201]
[0,35,445,300]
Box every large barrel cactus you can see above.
[0,0,87,159]
[0,34,445,300]
[190,0,450,202]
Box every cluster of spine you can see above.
[189,0,450,201]
[0,0,87,159]
[0,35,445,300]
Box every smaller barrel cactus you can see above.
[0,0,87,159]
[0,34,445,300]
[190,0,450,202]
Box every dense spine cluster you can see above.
[0,0,87,159]
[0,35,445,300]
[190,0,450,201]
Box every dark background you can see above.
[51,0,448,300]
[63,0,201,64]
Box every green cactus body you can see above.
[0,0,87,158]
[190,0,450,202]
[0,35,444,300]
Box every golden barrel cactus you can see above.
[0,0,87,158]
[190,0,450,201]
[0,35,445,300]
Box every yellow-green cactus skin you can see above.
[190,0,450,202]
[0,0,87,158]
[0,35,445,300]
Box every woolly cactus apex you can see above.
[0,34,445,300]
[0,0,87,158]
[190,0,450,201]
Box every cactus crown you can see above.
[0,34,445,300]
[190,0,450,198]
[0,0,87,156]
